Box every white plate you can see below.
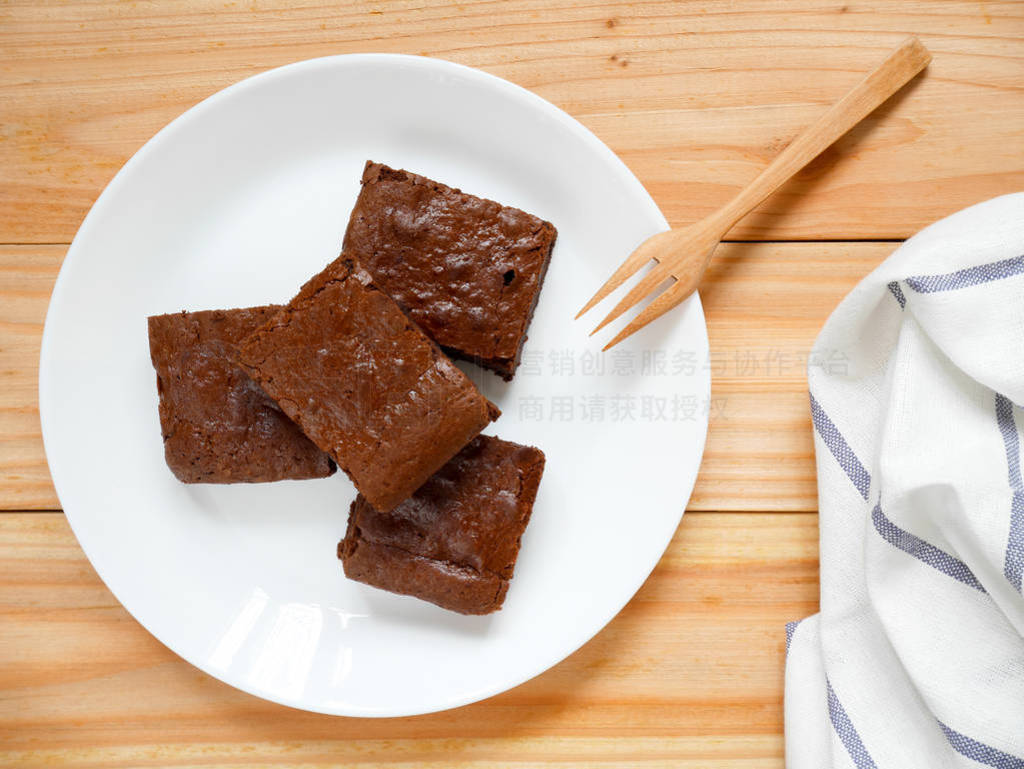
[39,54,709,717]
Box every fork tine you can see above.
[575,249,652,320]
[575,230,674,319]
[589,257,676,336]
[601,279,697,351]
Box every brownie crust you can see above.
[339,435,546,614]
[147,307,336,484]
[343,161,557,380]
[237,256,499,512]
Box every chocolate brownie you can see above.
[147,307,336,483]
[237,256,499,512]
[342,161,557,380]
[338,435,546,615]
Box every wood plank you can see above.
[1,1,1022,244]
[695,240,892,510]
[0,246,60,510]
[0,511,819,766]
[0,242,890,511]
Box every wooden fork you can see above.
[578,36,932,350]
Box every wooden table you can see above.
[1,2,1021,766]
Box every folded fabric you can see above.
[785,194,1024,767]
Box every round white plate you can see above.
[40,54,709,717]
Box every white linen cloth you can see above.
[785,193,1024,768]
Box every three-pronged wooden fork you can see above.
[578,36,931,350]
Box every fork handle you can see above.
[715,36,931,231]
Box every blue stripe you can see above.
[887,281,907,308]
[809,393,871,501]
[905,254,1024,293]
[785,620,799,654]
[810,393,987,593]
[827,678,878,769]
[871,503,986,592]
[995,394,1024,592]
[940,721,1024,768]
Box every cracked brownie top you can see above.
[340,435,546,614]
[342,161,557,380]
[236,256,499,512]
[147,306,336,484]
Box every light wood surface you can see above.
[0,1,1020,766]
[0,512,817,767]
[2,1,1022,244]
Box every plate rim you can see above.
[38,52,711,717]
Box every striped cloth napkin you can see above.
[785,193,1024,768]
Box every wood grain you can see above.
[0,246,59,510]
[0,511,819,766]
[1,1,1022,244]
[0,241,890,511]
[695,240,892,510]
